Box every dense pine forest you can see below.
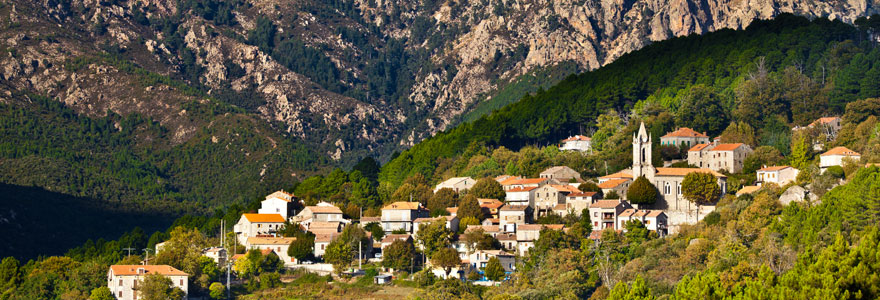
[2,14,880,299]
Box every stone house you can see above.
[498,205,531,232]
[313,232,339,258]
[465,250,516,274]
[478,198,505,219]
[539,166,583,182]
[660,127,710,148]
[500,177,555,191]
[820,146,860,171]
[564,192,600,216]
[291,203,347,226]
[203,247,227,266]
[514,224,564,256]
[756,166,799,186]
[233,214,286,246]
[434,177,475,193]
[247,237,298,266]
[559,135,592,152]
[534,184,581,218]
[412,216,459,237]
[257,190,297,220]
[380,234,413,251]
[588,200,630,230]
[688,142,752,173]
[597,179,630,198]
[381,202,429,234]
[617,209,668,236]
[108,265,188,300]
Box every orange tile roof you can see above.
[598,179,630,189]
[110,265,188,276]
[247,237,296,245]
[511,178,549,185]
[507,186,539,192]
[548,185,581,193]
[308,221,342,229]
[242,214,286,223]
[446,207,458,214]
[265,190,294,202]
[590,200,625,209]
[821,146,860,156]
[662,127,708,138]
[314,232,339,243]
[478,198,504,209]
[688,143,711,152]
[382,202,422,210]
[645,210,665,217]
[306,205,343,214]
[709,143,746,151]
[736,185,761,196]
[599,171,633,179]
[810,116,839,126]
[757,166,792,172]
[561,135,591,142]
[466,225,500,232]
[618,208,637,217]
[381,234,412,244]
[655,167,725,177]
[495,175,520,182]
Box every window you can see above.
[677,182,682,195]
[321,244,325,250]
[119,291,122,297]
[664,182,671,195]
[258,224,262,228]
[119,279,123,286]
[180,279,184,285]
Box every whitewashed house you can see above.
[498,205,530,232]
[660,127,710,148]
[233,214,286,246]
[247,237,298,266]
[588,200,630,230]
[559,135,592,152]
[504,186,537,207]
[617,209,668,236]
[756,166,799,186]
[434,177,475,193]
[413,216,459,237]
[381,202,429,234]
[820,146,860,171]
[313,233,339,258]
[203,247,227,266]
[465,250,516,274]
[257,190,297,220]
[108,265,188,300]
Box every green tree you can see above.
[364,222,385,242]
[675,84,728,136]
[458,194,484,220]
[248,17,276,52]
[382,239,415,271]
[458,216,480,234]
[0,257,20,297]
[259,272,281,289]
[153,226,209,278]
[720,122,757,147]
[484,256,505,281]
[470,178,506,200]
[743,146,785,174]
[682,172,721,221]
[605,190,620,199]
[416,220,453,257]
[627,176,658,205]
[789,133,811,170]
[88,287,113,300]
[140,273,185,300]
[431,248,462,277]
[429,188,458,215]
[608,275,654,300]
[323,240,353,275]
[462,228,500,253]
[208,282,225,299]
[288,232,315,261]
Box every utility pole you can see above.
[226,262,232,300]
[358,238,362,270]
[123,247,135,257]
[142,248,153,265]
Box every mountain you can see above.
[2,0,877,169]
[378,14,880,189]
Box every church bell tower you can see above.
[632,122,655,179]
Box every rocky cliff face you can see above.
[0,0,875,167]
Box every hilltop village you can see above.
[102,116,866,299]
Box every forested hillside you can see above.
[379,15,880,190]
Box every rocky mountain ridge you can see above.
[0,0,876,167]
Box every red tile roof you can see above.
[811,116,840,126]
[688,143,711,152]
[821,146,860,156]
[599,171,632,179]
[662,127,708,138]
[499,205,529,212]
[757,166,792,172]
[708,143,746,151]
[568,192,598,198]
[561,135,591,142]
[110,265,188,276]
[598,179,630,189]
[306,205,343,214]
[478,198,504,209]
[506,186,539,192]
[590,200,625,209]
